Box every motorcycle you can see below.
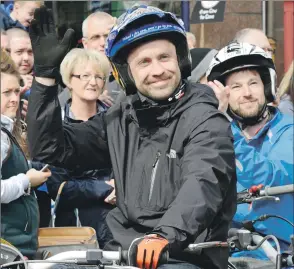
[1,184,293,269]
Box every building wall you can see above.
[189,0,284,81]
[272,1,285,81]
[190,1,263,49]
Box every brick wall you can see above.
[190,0,263,49]
[189,0,284,81]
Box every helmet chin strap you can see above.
[228,102,268,130]
[167,81,185,102]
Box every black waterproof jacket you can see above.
[27,80,237,269]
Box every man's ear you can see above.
[82,37,88,49]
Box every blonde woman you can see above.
[44,48,114,248]
[1,49,51,257]
[278,61,294,116]
[60,48,110,121]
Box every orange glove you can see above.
[136,235,169,269]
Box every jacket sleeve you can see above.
[27,79,110,172]
[57,180,113,209]
[234,126,293,188]
[1,176,30,204]
[153,109,237,252]
[41,164,113,207]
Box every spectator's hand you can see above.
[29,6,75,78]
[208,80,230,113]
[99,89,114,107]
[128,235,169,269]
[26,168,51,187]
[105,179,116,205]
[21,99,28,119]
[20,74,33,95]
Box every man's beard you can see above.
[231,101,265,119]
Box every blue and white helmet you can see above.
[105,5,191,95]
[206,42,277,103]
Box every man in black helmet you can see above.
[27,5,236,269]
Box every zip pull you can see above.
[152,151,161,167]
[24,222,28,232]
[149,151,161,202]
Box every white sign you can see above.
[201,1,220,9]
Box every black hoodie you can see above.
[27,79,236,269]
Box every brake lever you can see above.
[253,196,280,203]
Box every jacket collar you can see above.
[127,82,187,129]
[123,80,219,129]
[63,99,107,122]
[231,106,281,141]
[1,114,14,133]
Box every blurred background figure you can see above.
[6,28,34,98]
[9,1,43,29]
[189,48,218,84]
[6,28,33,75]
[186,31,197,49]
[0,29,9,52]
[0,1,43,30]
[82,11,116,53]
[58,11,121,108]
[234,28,273,57]
[277,61,294,116]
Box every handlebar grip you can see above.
[260,184,294,196]
[158,250,169,266]
[120,249,168,267]
[121,250,128,263]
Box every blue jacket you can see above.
[231,107,294,259]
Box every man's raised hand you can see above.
[29,6,75,79]
[208,80,230,113]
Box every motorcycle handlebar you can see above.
[237,184,294,204]
[228,228,294,268]
[17,241,227,269]
[237,191,251,204]
[260,184,294,196]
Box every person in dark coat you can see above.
[33,48,115,248]
[27,5,237,269]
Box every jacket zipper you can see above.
[22,197,30,232]
[149,151,161,202]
